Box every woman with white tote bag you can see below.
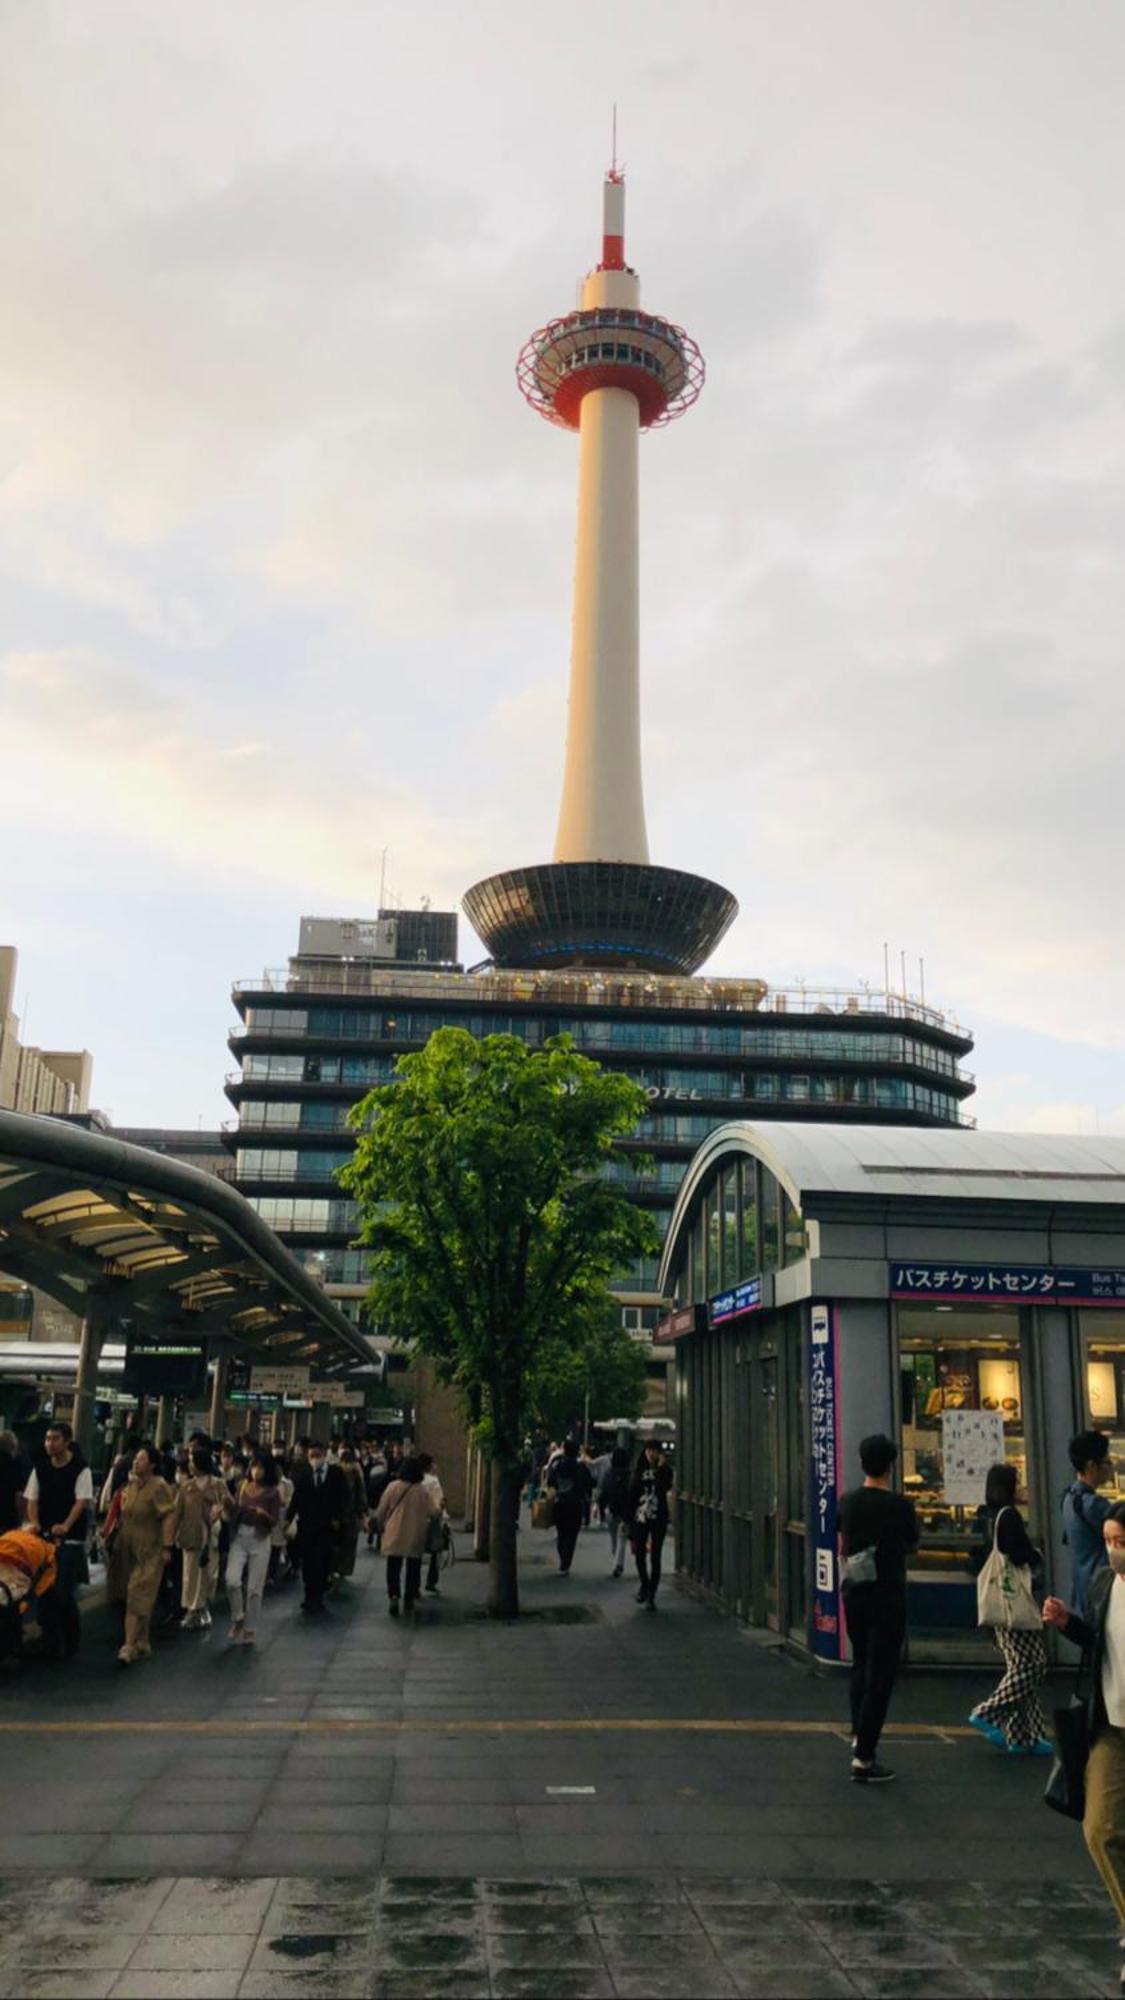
[969,1461,1051,1756]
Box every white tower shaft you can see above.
[553,385,647,864]
[553,182,649,866]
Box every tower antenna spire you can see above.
[608,103,624,183]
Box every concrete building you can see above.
[659,1123,1125,1663]
[0,947,92,1117]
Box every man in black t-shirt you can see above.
[838,1432,919,1786]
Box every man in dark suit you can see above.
[287,1441,347,1614]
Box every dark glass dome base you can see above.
[462,861,738,976]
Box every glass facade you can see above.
[228,957,974,1349]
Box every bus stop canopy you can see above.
[0,1107,372,1377]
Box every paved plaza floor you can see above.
[0,1518,1118,1997]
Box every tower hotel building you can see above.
[225,167,974,1374]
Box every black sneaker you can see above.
[388,1599,400,1618]
[851,1758,896,1784]
[636,1587,649,1603]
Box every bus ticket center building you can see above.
[657,1123,1125,1664]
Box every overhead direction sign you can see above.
[250,1366,311,1396]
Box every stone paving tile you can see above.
[486,1933,607,1970]
[151,1876,276,1934]
[382,1835,525,1873]
[373,1937,492,1976]
[3,1936,136,1973]
[485,1910,596,1935]
[386,1803,517,1834]
[612,1972,740,2000]
[40,1878,177,1933]
[239,1835,386,1877]
[490,1976,615,2000]
[110,1975,246,2000]
[839,1977,983,2000]
[483,1879,584,1903]
[729,1976,861,2000]
[247,1935,372,1977]
[0,1837,102,1873]
[94,1834,246,1876]
[369,1981,491,2000]
[126,1932,259,1972]
[380,1875,481,1902]
[238,1977,371,2000]
[263,1880,381,1935]
[0,1979,118,2000]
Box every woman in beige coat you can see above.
[174,1447,225,1630]
[113,1444,176,1665]
[374,1456,440,1618]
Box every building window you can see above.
[898,1305,1029,1616]
[760,1170,780,1272]
[739,1157,758,1280]
[782,1191,805,1267]
[721,1166,738,1288]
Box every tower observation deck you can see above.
[464,169,738,976]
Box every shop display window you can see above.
[1080,1314,1125,1494]
[898,1307,1028,1587]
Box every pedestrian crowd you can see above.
[0,1429,451,1668]
[12,1410,1125,1981]
[528,1435,674,1608]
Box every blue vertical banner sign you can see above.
[809,1301,845,1661]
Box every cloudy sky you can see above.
[2,0,1124,1133]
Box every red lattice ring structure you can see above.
[517,309,705,432]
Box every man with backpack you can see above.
[599,1447,633,1577]
[1062,1429,1115,1619]
[546,1438,593,1576]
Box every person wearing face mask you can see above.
[286,1442,347,1615]
[1045,1501,1125,1959]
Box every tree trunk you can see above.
[473,1451,491,1563]
[487,1460,523,1619]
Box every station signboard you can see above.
[311,1382,365,1407]
[123,1337,207,1398]
[890,1261,1125,1306]
[808,1301,845,1663]
[250,1365,311,1396]
[654,1303,707,1343]
[708,1276,763,1327]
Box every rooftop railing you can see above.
[233,965,968,1039]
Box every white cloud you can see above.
[3,0,1125,1122]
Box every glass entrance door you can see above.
[757,1348,781,1629]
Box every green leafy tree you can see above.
[528,1311,649,1443]
[340,1027,658,1617]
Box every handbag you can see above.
[976,1507,1041,1631]
[531,1493,555,1531]
[424,1512,446,1557]
[1044,1696,1090,1822]
[842,1545,879,1588]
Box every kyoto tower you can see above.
[464,165,738,974]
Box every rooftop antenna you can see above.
[609,103,624,183]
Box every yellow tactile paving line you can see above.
[0,1717,975,1738]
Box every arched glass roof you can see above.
[658,1121,1125,1296]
